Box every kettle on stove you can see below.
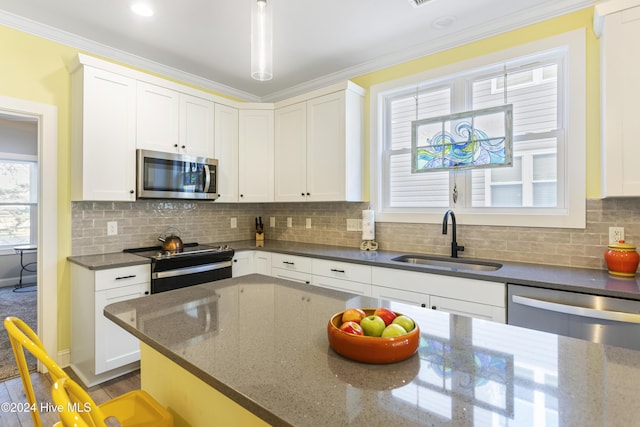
[158,227,184,252]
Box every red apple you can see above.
[339,321,364,336]
[374,307,397,326]
[341,308,366,324]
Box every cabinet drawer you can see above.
[271,253,312,273]
[271,267,312,284]
[312,275,371,296]
[312,259,371,283]
[95,265,150,291]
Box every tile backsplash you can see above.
[72,198,640,271]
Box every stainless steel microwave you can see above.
[136,149,218,200]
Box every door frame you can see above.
[0,95,58,365]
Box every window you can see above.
[370,30,585,228]
[0,154,38,248]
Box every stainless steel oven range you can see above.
[124,243,234,294]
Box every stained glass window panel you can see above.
[412,104,513,172]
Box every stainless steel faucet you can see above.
[442,209,464,258]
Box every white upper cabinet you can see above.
[238,108,274,202]
[274,102,307,201]
[180,93,215,158]
[136,82,180,153]
[274,82,365,202]
[214,103,239,202]
[70,64,137,201]
[137,82,214,158]
[599,3,640,196]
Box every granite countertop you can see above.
[104,274,640,427]
[68,239,640,299]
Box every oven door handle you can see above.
[511,294,640,324]
[153,260,232,280]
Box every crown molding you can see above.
[260,2,594,101]
[0,10,261,102]
[1,2,593,103]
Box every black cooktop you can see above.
[124,243,233,260]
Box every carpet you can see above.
[0,284,37,381]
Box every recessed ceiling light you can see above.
[432,15,456,30]
[131,3,154,17]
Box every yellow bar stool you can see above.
[3,316,173,427]
[52,376,173,427]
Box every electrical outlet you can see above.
[287,217,292,228]
[306,218,312,229]
[270,217,275,227]
[609,226,625,244]
[230,217,237,228]
[107,221,118,236]
[346,219,362,231]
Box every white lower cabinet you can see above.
[311,259,371,295]
[232,251,254,277]
[271,253,312,284]
[233,250,272,277]
[70,263,150,387]
[371,267,506,323]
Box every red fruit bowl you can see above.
[327,308,420,364]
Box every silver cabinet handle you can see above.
[330,268,345,273]
[115,275,136,280]
[282,261,295,265]
[512,295,640,324]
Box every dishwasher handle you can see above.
[512,294,640,324]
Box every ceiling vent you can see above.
[408,0,435,7]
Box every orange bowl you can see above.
[327,308,420,364]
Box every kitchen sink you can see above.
[391,255,502,271]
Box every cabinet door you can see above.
[602,6,640,196]
[71,66,136,201]
[430,295,505,323]
[238,109,274,202]
[136,82,180,152]
[180,94,214,158]
[306,92,346,201]
[371,285,429,308]
[232,251,254,277]
[274,102,308,201]
[254,251,272,276]
[94,282,148,374]
[214,104,239,202]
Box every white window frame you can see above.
[369,29,586,228]
[0,152,38,250]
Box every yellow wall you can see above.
[351,8,600,199]
[0,7,599,352]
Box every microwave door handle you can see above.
[203,164,211,193]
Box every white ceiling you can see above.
[0,0,594,102]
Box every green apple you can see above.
[392,315,415,332]
[381,323,407,337]
[360,315,386,337]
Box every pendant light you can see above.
[251,0,273,81]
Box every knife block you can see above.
[256,232,264,242]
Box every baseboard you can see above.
[0,274,37,288]
[57,348,70,368]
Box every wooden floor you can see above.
[0,368,140,427]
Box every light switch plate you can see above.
[306,218,311,229]
[287,217,292,228]
[270,217,275,227]
[230,217,237,228]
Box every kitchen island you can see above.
[104,274,640,427]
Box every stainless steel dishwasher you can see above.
[507,284,640,351]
